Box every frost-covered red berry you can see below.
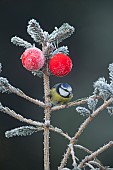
[49,53,72,77]
[21,47,45,71]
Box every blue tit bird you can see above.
[50,83,73,105]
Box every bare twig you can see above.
[75,145,105,169]
[11,36,32,48]
[75,144,92,154]
[85,163,95,170]
[89,161,106,169]
[49,126,71,141]
[59,98,113,169]
[8,85,45,107]
[51,95,100,112]
[51,98,87,112]
[78,141,113,168]
[0,103,44,127]
[69,144,77,168]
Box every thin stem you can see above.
[69,144,77,168]
[78,141,113,168]
[8,85,45,107]
[0,103,44,127]
[51,98,87,112]
[43,68,51,170]
[75,144,105,169]
[59,97,113,169]
[51,95,100,112]
[49,125,71,141]
[89,161,106,169]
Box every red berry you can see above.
[21,47,45,71]
[49,53,72,77]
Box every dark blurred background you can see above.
[1,0,113,169]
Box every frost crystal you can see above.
[11,36,32,49]
[107,107,113,116]
[32,70,44,78]
[76,106,90,116]
[48,23,75,44]
[5,126,39,138]
[108,63,113,82]
[87,97,98,111]
[0,77,10,93]
[27,19,47,44]
[52,46,69,57]
[93,77,113,100]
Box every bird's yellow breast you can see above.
[50,88,72,105]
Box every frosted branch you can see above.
[0,103,44,127]
[59,98,113,169]
[0,77,11,93]
[76,106,90,116]
[84,163,95,170]
[11,85,45,107]
[51,97,88,112]
[48,23,75,44]
[69,144,77,168]
[32,70,44,78]
[89,161,106,169]
[49,126,71,141]
[11,36,32,48]
[78,141,113,168]
[107,106,113,115]
[27,19,48,45]
[87,97,98,111]
[75,144,92,154]
[75,145,105,169]
[93,77,113,100]
[43,68,51,170]
[108,63,113,84]
[5,126,43,138]
[52,46,69,56]
[0,79,45,107]
[43,42,55,57]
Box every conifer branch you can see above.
[5,126,43,138]
[27,19,48,45]
[48,23,75,44]
[11,36,32,48]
